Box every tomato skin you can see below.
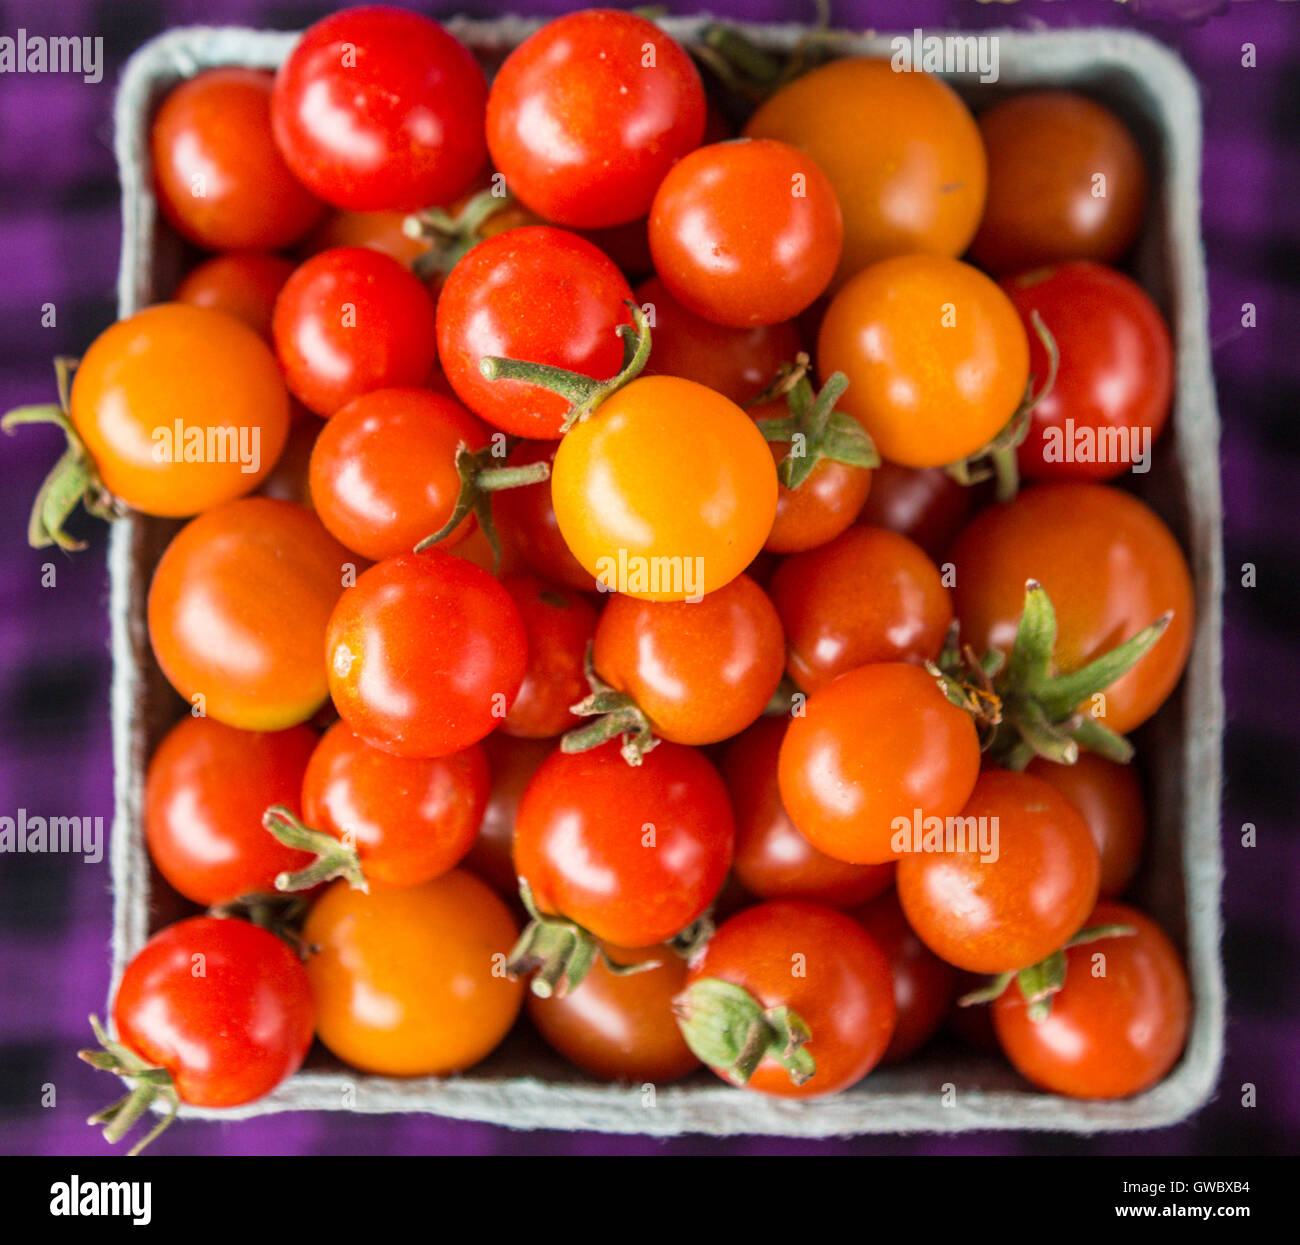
[949,482,1194,735]
[500,574,599,739]
[308,387,488,560]
[896,769,1101,975]
[304,871,524,1076]
[648,138,843,328]
[745,58,986,287]
[1026,752,1147,899]
[1004,262,1173,482]
[854,889,958,1064]
[636,277,802,406]
[145,717,316,906]
[514,740,734,947]
[769,526,953,695]
[592,573,785,746]
[552,375,779,602]
[486,10,705,229]
[69,304,289,517]
[778,663,981,866]
[725,717,895,909]
[818,255,1030,469]
[301,721,488,888]
[174,251,296,341]
[272,8,487,212]
[148,499,354,730]
[113,917,314,1108]
[465,733,554,896]
[855,461,977,562]
[992,902,1189,1099]
[685,901,896,1097]
[528,942,700,1083]
[971,92,1147,276]
[152,68,324,251]
[300,208,430,268]
[436,227,634,439]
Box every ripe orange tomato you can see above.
[173,251,295,340]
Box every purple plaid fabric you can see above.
[0,0,1295,1156]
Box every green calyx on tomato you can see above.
[959,922,1136,1021]
[561,642,661,766]
[750,354,879,489]
[262,804,369,894]
[672,977,816,1088]
[932,579,1172,768]
[404,187,515,281]
[689,15,835,107]
[78,1015,180,1156]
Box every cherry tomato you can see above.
[273,247,438,417]
[1004,262,1173,481]
[300,721,488,888]
[1026,752,1147,899]
[435,226,634,439]
[69,304,289,516]
[778,663,981,865]
[971,92,1148,276]
[145,716,316,906]
[112,916,314,1107]
[818,255,1030,468]
[151,68,324,251]
[272,7,487,212]
[528,942,699,1083]
[680,901,895,1097]
[303,871,524,1076]
[465,733,554,896]
[500,574,599,739]
[992,902,1189,1099]
[897,769,1101,974]
[725,716,895,909]
[648,138,843,328]
[552,375,778,601]
[486,10,705,229]
[148,498,355,730]
[300,209,429,267]
[855,461,977,562]
[591,573,785,746]
[308,387,488,560]
[769,525,953,695]
[745,58,986,287]
[514,740,733,947]
[173,251,295,340]
[325,550,526,757]
[949,482,1194,735]
[854,889,958,1064]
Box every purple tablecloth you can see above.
[1,0,1295,1155]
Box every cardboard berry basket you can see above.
[108,19,1224,1136]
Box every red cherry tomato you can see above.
[486,10,705,229]
[325,550,527,758]
[464,733,554,896]
[273,247,438,417]
[174,251,295,340]
[272,7,487,211]
[855,461,978,562]
[514,740,733,947]
[436,226,634,439]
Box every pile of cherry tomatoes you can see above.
[8,7,1201,1150]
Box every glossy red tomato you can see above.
[778,663,981,865]
[174,252,296,341]
[464,733,554,896]
[679,901,895,1097]
[486,10,705,229]
[272,7,487,211]
[152,68,324,250]
[854,889,958,1064]
[992,902,1189,1099]
[273,247,438,417]
[897,769,1101,975]
[326,550,527,758]
[855,461,979,562]
[1004,262,1173,481]
[649,138,843,327]
[770,526,953,694]
[514,740,733,947]
[725,717,895,909]
[308,387,488,560]
[144,716,316,906]
[500,574,599,739]
[435,227,634,439]
[110,916,314,1108]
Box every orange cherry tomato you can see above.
[173,251,295,340]
[300,209,429,267]
[303,871,524,1076]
